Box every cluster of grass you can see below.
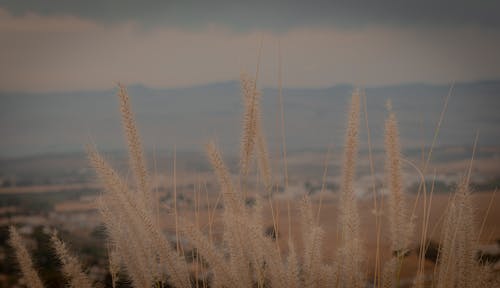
[8,73,500,287]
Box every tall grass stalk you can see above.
[382,102,414,287]
[336,89,364,287]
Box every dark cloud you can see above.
[2,0,500,31]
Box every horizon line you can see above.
[2,78,500,95]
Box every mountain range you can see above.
[1,80,499,158]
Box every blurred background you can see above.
[1,1,500,286]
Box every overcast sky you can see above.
[1,1,500,92]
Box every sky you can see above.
[1,1,500,92]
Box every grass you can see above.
[7,74,500,287]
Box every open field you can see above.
[155,188,500,282]
[0,183,99,195]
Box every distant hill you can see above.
[1,80,499,157]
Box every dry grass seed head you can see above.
[117,84,152,211]
[436,180,478,288]
[8,226,45,288]
[240,73,261,178]
[178,217,238,288]
[336,89,365,288]
[206,141,242,214]
[88,125,191,287]
[50,231,93,288]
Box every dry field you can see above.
[159,189,500,282]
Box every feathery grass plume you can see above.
[303,226,325,287]
[205,141,242,214]
[435,179,478,288]
[384,100,413,254]
[98,191,153,288]
[224,214,253,287]
[110,227,151,288]
[178,217,238,288]
[381,257,399,288]
[118,84,164,279]
[247,195,268,286]
[205,141,285,287]
[50,231,93,288]
[251,194,265,236]
[299,196,337,288]
[285,240,300,288]
[248,195,287,287]
[299,195,315,242]
[92,84,191,287]
[242,209,280,286]
[99,208,121,286]
[382,101,414,287]
[107,243,120,288]
[299,195,324,287]
[239,72,272,191]
[117,83,152,212]
[235,212,288,288]
[300,195,336,288]
[232,215,284,287]
[240,73,260,178]
[8,226,45,288]
[241,72,275,286]
[205,141,253,286]
[88,147,156,287]
[95,149,191,287]
[88,146,191,288]
[337,89,364,287]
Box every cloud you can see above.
[0,8,500,92]
[2,1,500,32]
